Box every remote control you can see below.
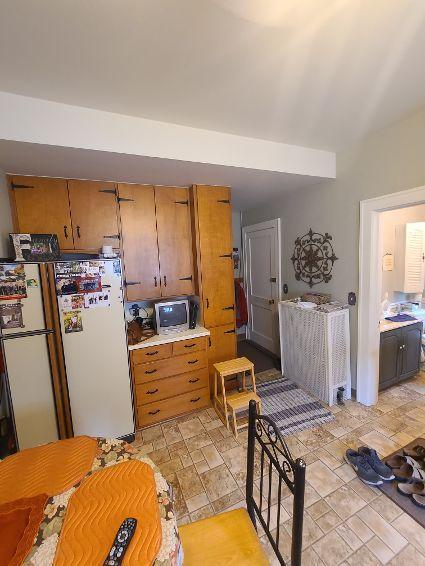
[104,518,137,566]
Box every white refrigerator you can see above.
[55,259,135,439]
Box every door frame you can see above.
[242,218,282,350]
[358,184,425,406]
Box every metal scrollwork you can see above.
[291,228,338,288]
[255,415,296,488]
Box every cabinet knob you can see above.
[76,225,81,238]
[63,225,69,239]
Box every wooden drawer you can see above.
[172,336,207,357]
[134,350,207,384]
[138,387,209,427]
[131,343,173,365]
[135,368,209,406]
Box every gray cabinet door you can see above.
[379,330,400,390]
[400,322,423,381]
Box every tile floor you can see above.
[133,370,425,565]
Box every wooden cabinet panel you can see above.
[207,324,237,390]
[131,343,172,365]
[400,323,422,380]
[172,336,207,357]
[379,322,422,390]
[133,350,207,384]
[195,185,235,327]
[379,330,400,390]
[155,186,194,297]
[118,184,160,300]
[68,180,119,251]
[10,176,73,250]
[137,387,209,427]
[135,368,209,405]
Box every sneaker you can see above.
[344,449,383,486]
[358,447,395,481]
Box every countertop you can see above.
[128,325,210,350]
[379,317,424,333]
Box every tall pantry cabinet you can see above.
[192,185,237,388]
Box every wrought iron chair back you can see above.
[246,399,306,566]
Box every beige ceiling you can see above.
[1,0,425,151]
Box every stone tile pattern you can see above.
[132,370,425,565]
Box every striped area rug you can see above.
[256,372,334,436]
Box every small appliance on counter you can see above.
[154,299,190,334]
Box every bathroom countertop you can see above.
[379,317,423,333]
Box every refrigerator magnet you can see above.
[0,264,27,301]
[77,276,102,294]
[0,303,25,329]
[63,310,83,333]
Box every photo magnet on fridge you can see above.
[0,264,27,301]
[77,275,102,294]
[56,276,79,296]
[0,303,25,329]
[63,310,83,333]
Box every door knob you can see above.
[268,299,275,305]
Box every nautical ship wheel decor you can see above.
[291,228,338,287]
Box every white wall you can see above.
[380,204,425,303]
[242,105,425,388]
[0,92,336,180]
[0,171,13,257]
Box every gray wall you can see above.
[242,106,425,388]
[0,171,13,258]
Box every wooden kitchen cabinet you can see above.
[193,185,235,327]
[118,184,194,301]
[9,176,74,250]
[207,323,237,390]
[379,322,422,390]
[118,184,161,301]
[155,186,195,297]
[68,180,119,251]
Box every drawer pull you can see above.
[145,369,158,374]
[148,409,160,415]
[190,397,201,403]
[188,359,198,365]
[188,378,200,383]
[184,343,196,348]
[146,388,159,394]
[146,350,159,356]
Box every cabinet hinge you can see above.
[125,281,141,286]
[222,305,235,311]
[217,199,230,204]
[179,276,193,281]
[219,253,232,258]
[11,183,34,189]
[99,188,117,194]
[117,197,135,202]
[174,200,189,205]
[103,234,120,239]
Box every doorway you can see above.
[242,219,281,355]
[358,185,425,406]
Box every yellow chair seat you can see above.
[179,508,269,565]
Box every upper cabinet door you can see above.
[155,186,195,297]
[118,184,161,301]
[10,176,73,250]
[68,180,119,251]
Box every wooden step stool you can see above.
[213,357,262,437]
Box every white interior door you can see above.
[243,220,281,354]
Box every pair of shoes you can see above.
[386,454,425,482]
[397,479,425,507]
[345,447,394,486]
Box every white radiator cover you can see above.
[279,301,351,406]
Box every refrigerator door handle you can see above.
[0,329,54,341]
